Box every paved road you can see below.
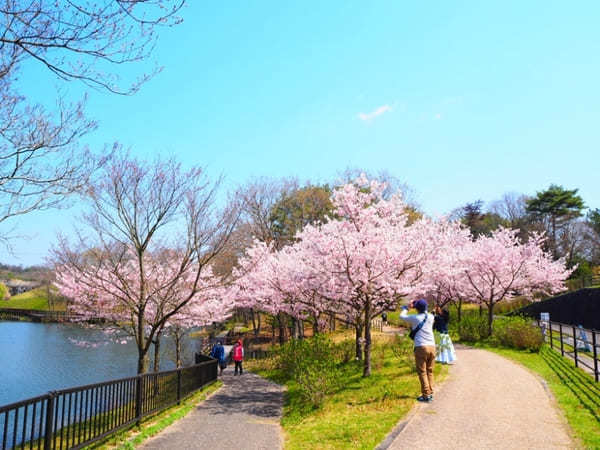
[384,346,575,450]
[140,372,284,450]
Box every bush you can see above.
[492,316,544,352]
[0,282,10,300]
[333,339,356,364]
[456,312,490,342]
[390,334,416,372]
[276,334,340,407]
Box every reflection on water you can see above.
[0,321,199,406]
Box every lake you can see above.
[0,321,200,406]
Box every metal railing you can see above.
[0,309,81,323]
[536,319,599,382]
[0,358,217,449]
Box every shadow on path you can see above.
[140,371,284,450]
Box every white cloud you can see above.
[434,113,442,120]
[357,104,392,122]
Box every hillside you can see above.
[0,287,67,311]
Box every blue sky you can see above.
[3,1,600,266]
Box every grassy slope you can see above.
[481,345,600,449]
[87,381,223,449]
[251,333,448,450]
[1,287,67,311]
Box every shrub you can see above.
[492,316,544,352]
[390,334,416,372]
[0,282,10,300]
[333,339,356,364]
[276,334,339,407]
[494,297,533,315]
[456,312,490,342]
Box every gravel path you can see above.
[140,372,284,450]
[385,346,575,450]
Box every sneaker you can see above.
[416,395,431,403]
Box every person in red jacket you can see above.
[232,339,244,376]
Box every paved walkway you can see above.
[383,346,575,450]
[140,372,284,450]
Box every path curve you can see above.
[140,372,284,450]
[386,346,574,450]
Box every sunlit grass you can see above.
[1,287,66,311]
[250,335,448,450]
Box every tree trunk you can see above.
[278,312,285,345]
[292,317,300,339]
[175,333,182,368]
[487,302,494,337]
[257,312,261,336]
[355,324,363,360]
[363,301,372,377]
[153,329,163,372]
[251,309,258,336]
[299,319,304,339]
[479,303,483,317]
[137,350,149,374]
[330,313,336,331]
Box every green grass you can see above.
[250,336,448,450]
[86,380,222,449]
[478,344,600,449]
[1,287,67,311]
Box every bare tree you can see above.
[0,1,185,241]
[53,154,239,374]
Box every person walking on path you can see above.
[433,305,456,364]
[232,339,244,375]
[210,340,227,376]
[400,299,436,402]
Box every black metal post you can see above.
[593,331,598,383]
[549,322,553,349]
[44,392,56,450]
[135,376,143,426]
[559,324,564,356]
[177,369,182,405]
[573,326,578,368]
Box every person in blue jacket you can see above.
[210,340,227,376]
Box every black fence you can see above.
[536,320,599,382]
[0,358,218,449]
[0,309,80,323]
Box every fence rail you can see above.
[0,309,81,323]
[0,358,217,449]
[536,319,599,382]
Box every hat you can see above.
[414,299,428,313]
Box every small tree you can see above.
[461,228,572,335]
[54,155,238,373]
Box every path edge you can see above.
[375,362,454,450]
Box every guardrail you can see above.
[0,357,217,449]
[536,319,599,382]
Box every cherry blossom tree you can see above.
[53,155,238,373]
[235,176,441,376]
[461,227,572,335]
